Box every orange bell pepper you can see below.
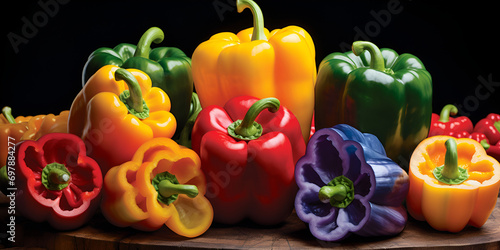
[1,107,68,166]
[191,0,316,142]
[407,135,500,232]
[68,66,176,174]
[101,137,213,237]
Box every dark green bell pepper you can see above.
[82,27,193,138]
[314,41,432,166]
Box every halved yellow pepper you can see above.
[191,0,316,142]
[407,135,500,232]
[101,137,213,237]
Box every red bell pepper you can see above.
[474,113,500,145]
[429,104,473,137]
[486,141,500,161]
[191,96,305,225]
[14,133,102,230]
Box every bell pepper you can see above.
[14,133,102,230]
[191,0,316,143]
[68,66,176,174]
[406,136,500,232]
[100,137,213,237]
[176,92,202,149]
[314,41,432,163]
[428,104,473,137]
[191,96,305,225]
[295,124,409,242]
[474,113,500,145]
[1,106,68,167]
[486,141,500,161]
[82,27,193,138]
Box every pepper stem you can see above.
[158,180,199,199]
[352,41,389,73]
[318,175,354,208]
[433,138,469,184]
[152,171,199,205]
[228,98,280,141]
[237,0,266,41]
[133,27,164,58]
[2,107,16,124]
[494,121,500,134]
[438,104,458,123]
[42,163,71,191]
[115,69,150,119]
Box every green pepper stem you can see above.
[158,179,199,199]
[319,185,347,204]
[177,93,202,148]
[433,138,469,185]
[134,27,164,58]
[352,41,386,72]
[115,69,144,113]
[480,139,491,150]
[438,104,458,123]
[237,0,266,41]
[42,163,71,191]
[228,98,280,140]
[49,168,70,185]
[441,138,459,179]
[494,121,500,134]
[2,107,16,124]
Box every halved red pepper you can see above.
[429,104,473,137]
[14,133,102,230]
[191,96,305,225]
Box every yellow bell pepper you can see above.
[407,135,500,232]
[68,66,176,174]
[101,137,213,237]
[191,0,316,142]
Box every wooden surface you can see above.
[2,199,500,249]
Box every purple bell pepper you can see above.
[295,124,409,242]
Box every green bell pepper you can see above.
[82,27,193,138]
[314,41,432,166]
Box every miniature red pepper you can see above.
[474,113,500,145]
[191,96,305,225]
[14,133,102,230]
[428,104,473,137]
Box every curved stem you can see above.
[237,0,266,41]
[115,69,144,113]
[441,138,459,179]
[133,27,164,58]
[317,175,354,208]
[438,104,458,123]
[228,98,280,140]
[2,107,16,124]
[158,180,199,199]
[433,138,469,184]
[352,41,386,72]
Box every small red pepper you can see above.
[14,133,102,230]
[191,96,305,225]
[474,113,500,145]
[486,141,500,161]
[429,104,473,137]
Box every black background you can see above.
[1,0,499,124]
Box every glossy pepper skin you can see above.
[1,107,68,166]
[295,124,408,242]
[191,0,316,143]
[101,137,213,237]
[474,113,500,145]
[14,133,102,230]
[68,66,176,174]
[407,136,500,232]
[191,96,305,225]
[428,104,473,137]
[314,41,432,163]
[82,27,193,138]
